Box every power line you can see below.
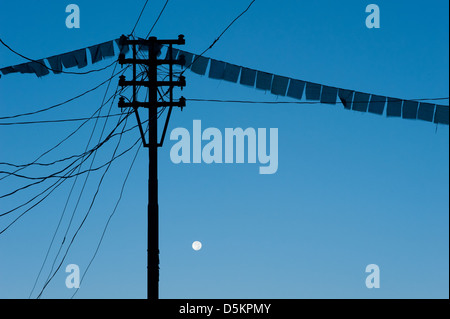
[181,0,257,75]
[1,70,148,217]
[145,0,170,39]
[186,97,449,105]
[0,113,124,126]
[0,112,132,210]
[0,94,131,205]
[0,109,133,199]
[0,170,72,236]
[0,83,127,183]
[34,63,152,298]
[0,67,152,184]
[27,67,127,297]
[0,38,117,76]
[0,68,150,184]
[1,121,133,238]
[4,134,141,181]
[0,119,146,170]
[130,0,150,36]
[71,125,146,299]
[30,119,128,298]
[205,0,256,52]
[29,65,126,297]
[0,66,125,120]
[1,35,167,299]
[35,110,132,299]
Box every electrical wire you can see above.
[28,114,129,298]
[181,0,257,75]
[1,65,128,210]
[0,67,147,184]
[35,111,131,299]
[145,0,170,39]
[0,108,133,200]
[70,125,146,299]
[3,130,142,181]
[0,119,146,171]
[28,65,127,297]
[0,87,124,182]
[4,25,173,300]
[130,0,150,36]
[1,120,142,181]
[0,113,124,126]
[0,36,156,299]
[0,38,117,76]
[0,65,126,121]
[0,112,133,214]
[33,64,151,298]
[39,66,170,298]
[186,98,450,105]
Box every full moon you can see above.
[192,241,202,251]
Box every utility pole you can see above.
[118,35,186,300]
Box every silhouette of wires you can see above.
[70,123,147,299]
[0,113,124,126]
[181,0,257,75]
[24,59,160,298]
[130,0,150,36]
[0,38,117,76]
[186,97,449,105]
[0,111,133,217]
[1,64,131,233]
[0,90,129,186]
[0,66,126,121]
[26,65,132,297]
[145,0,170,39]
[34,111,132,299]
[0,67,151,185]
[1,31,174,299]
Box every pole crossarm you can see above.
[120,35,185,46]
[118,76,186,88]
[119,57,185,66]
[118,97,186,109]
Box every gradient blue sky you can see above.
[0,0,448,299]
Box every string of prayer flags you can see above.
[0,42,447,125]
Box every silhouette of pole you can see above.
[118,34,186,300]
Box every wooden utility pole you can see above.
[118,34,186,299]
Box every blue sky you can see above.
[0,0,448,299]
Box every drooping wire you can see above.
[0,113,124,126]
[30,63,128,298]
[35,110,132,299]
[32,61,152,298]
[0,89,134,198]
[0,66,125,121]
[0,67,145,183]
[68,66,174,298]
[145,0,170,39]
[0,38,117,76]
[0,113,133,218]
[0,119,144,172]
[185,97,449,105]
[24,62,127,297]
[71,126,146,299]
[130,0,150,36]
[0,115,134,236]
[180,0,257,76]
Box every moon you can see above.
[192,241,202,251]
